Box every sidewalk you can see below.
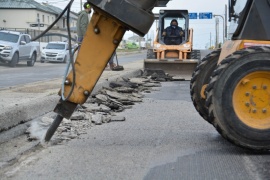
[0,60,144,133]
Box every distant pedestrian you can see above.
[76,2,91,45]
[108,51,116,70]
[107,51,124,71]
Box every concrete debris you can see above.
[114,87,135,93]
[172,76,185,81]
[95,94,108,102]
[91,113,104,125]
[85,112,92,121]
[104,90,141,103]
[143,83,162,87]
[106,90,128,100]
[129,77,150,85]
[27,74,164,144]
[82,103,111,113]
[143,69,166,76]
[120,100,135,105]
[70,112,85,121]
[99,104,111,112]
[155,77,167,82]
[143,69,173,81]
[132,92,144,98]
[102,115,111,123]
[109,81,138,88]
[144,90,151,93]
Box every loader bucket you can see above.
[144,59,198,80]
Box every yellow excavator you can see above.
[44,0,270,151]
[144,10,200,80]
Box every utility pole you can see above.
[225,4,228,39]
[80,0,82,11]
[215,17,219,48]
[37,17,41,47]
[214,14,224,44]
[210,32,212,48]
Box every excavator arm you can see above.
[45,0,170,141]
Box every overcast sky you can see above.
[36,0,228,49]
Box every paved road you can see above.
[2,81,270,179]
[0,52,146,89]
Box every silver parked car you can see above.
[41,42,70,63]
[0,30,39,67]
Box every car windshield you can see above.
[0,32,19,43]
[46,43,65,50]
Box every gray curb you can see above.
[0,69,142,134]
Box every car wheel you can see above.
[146,49,157,59]
[9,52,19,67]
[27,53,36,67]
[63,56,67,63]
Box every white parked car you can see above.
[0,30,39,67]
[41,42,70,63]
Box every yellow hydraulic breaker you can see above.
[45,0,164,141]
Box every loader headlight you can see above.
[3,46,13,50]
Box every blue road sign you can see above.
[199,12,213,19]
[189,13,197,19]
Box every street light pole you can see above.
[213,14,225,44]
[225,4,228,39]
[80,0,82,11]
[215,17,219,48]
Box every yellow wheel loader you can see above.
[144,10,200,80]
[44,0,270,151]
[191,0,270,150]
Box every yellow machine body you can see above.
[144,10,199,80]
[61,10,125,105]
[199,39,270,102]
[153,29,194,60]
[218,39,270,64]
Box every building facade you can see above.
[0,0,78,42]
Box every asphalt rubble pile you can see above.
[26,70,176,144]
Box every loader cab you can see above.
[228,0,270,40]
[158,10,189,45]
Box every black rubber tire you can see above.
[189,50,201,61]
[44,115,64,142]
[9,52,18,67]
[146,49,156,59]
[27,53,36,67]
[205,46,270,151]
[63,56,67,63]
[190,49,220,123]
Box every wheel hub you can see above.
[233,71,270,129]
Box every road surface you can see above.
[2,81,270,180]
[0,52,146,89]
